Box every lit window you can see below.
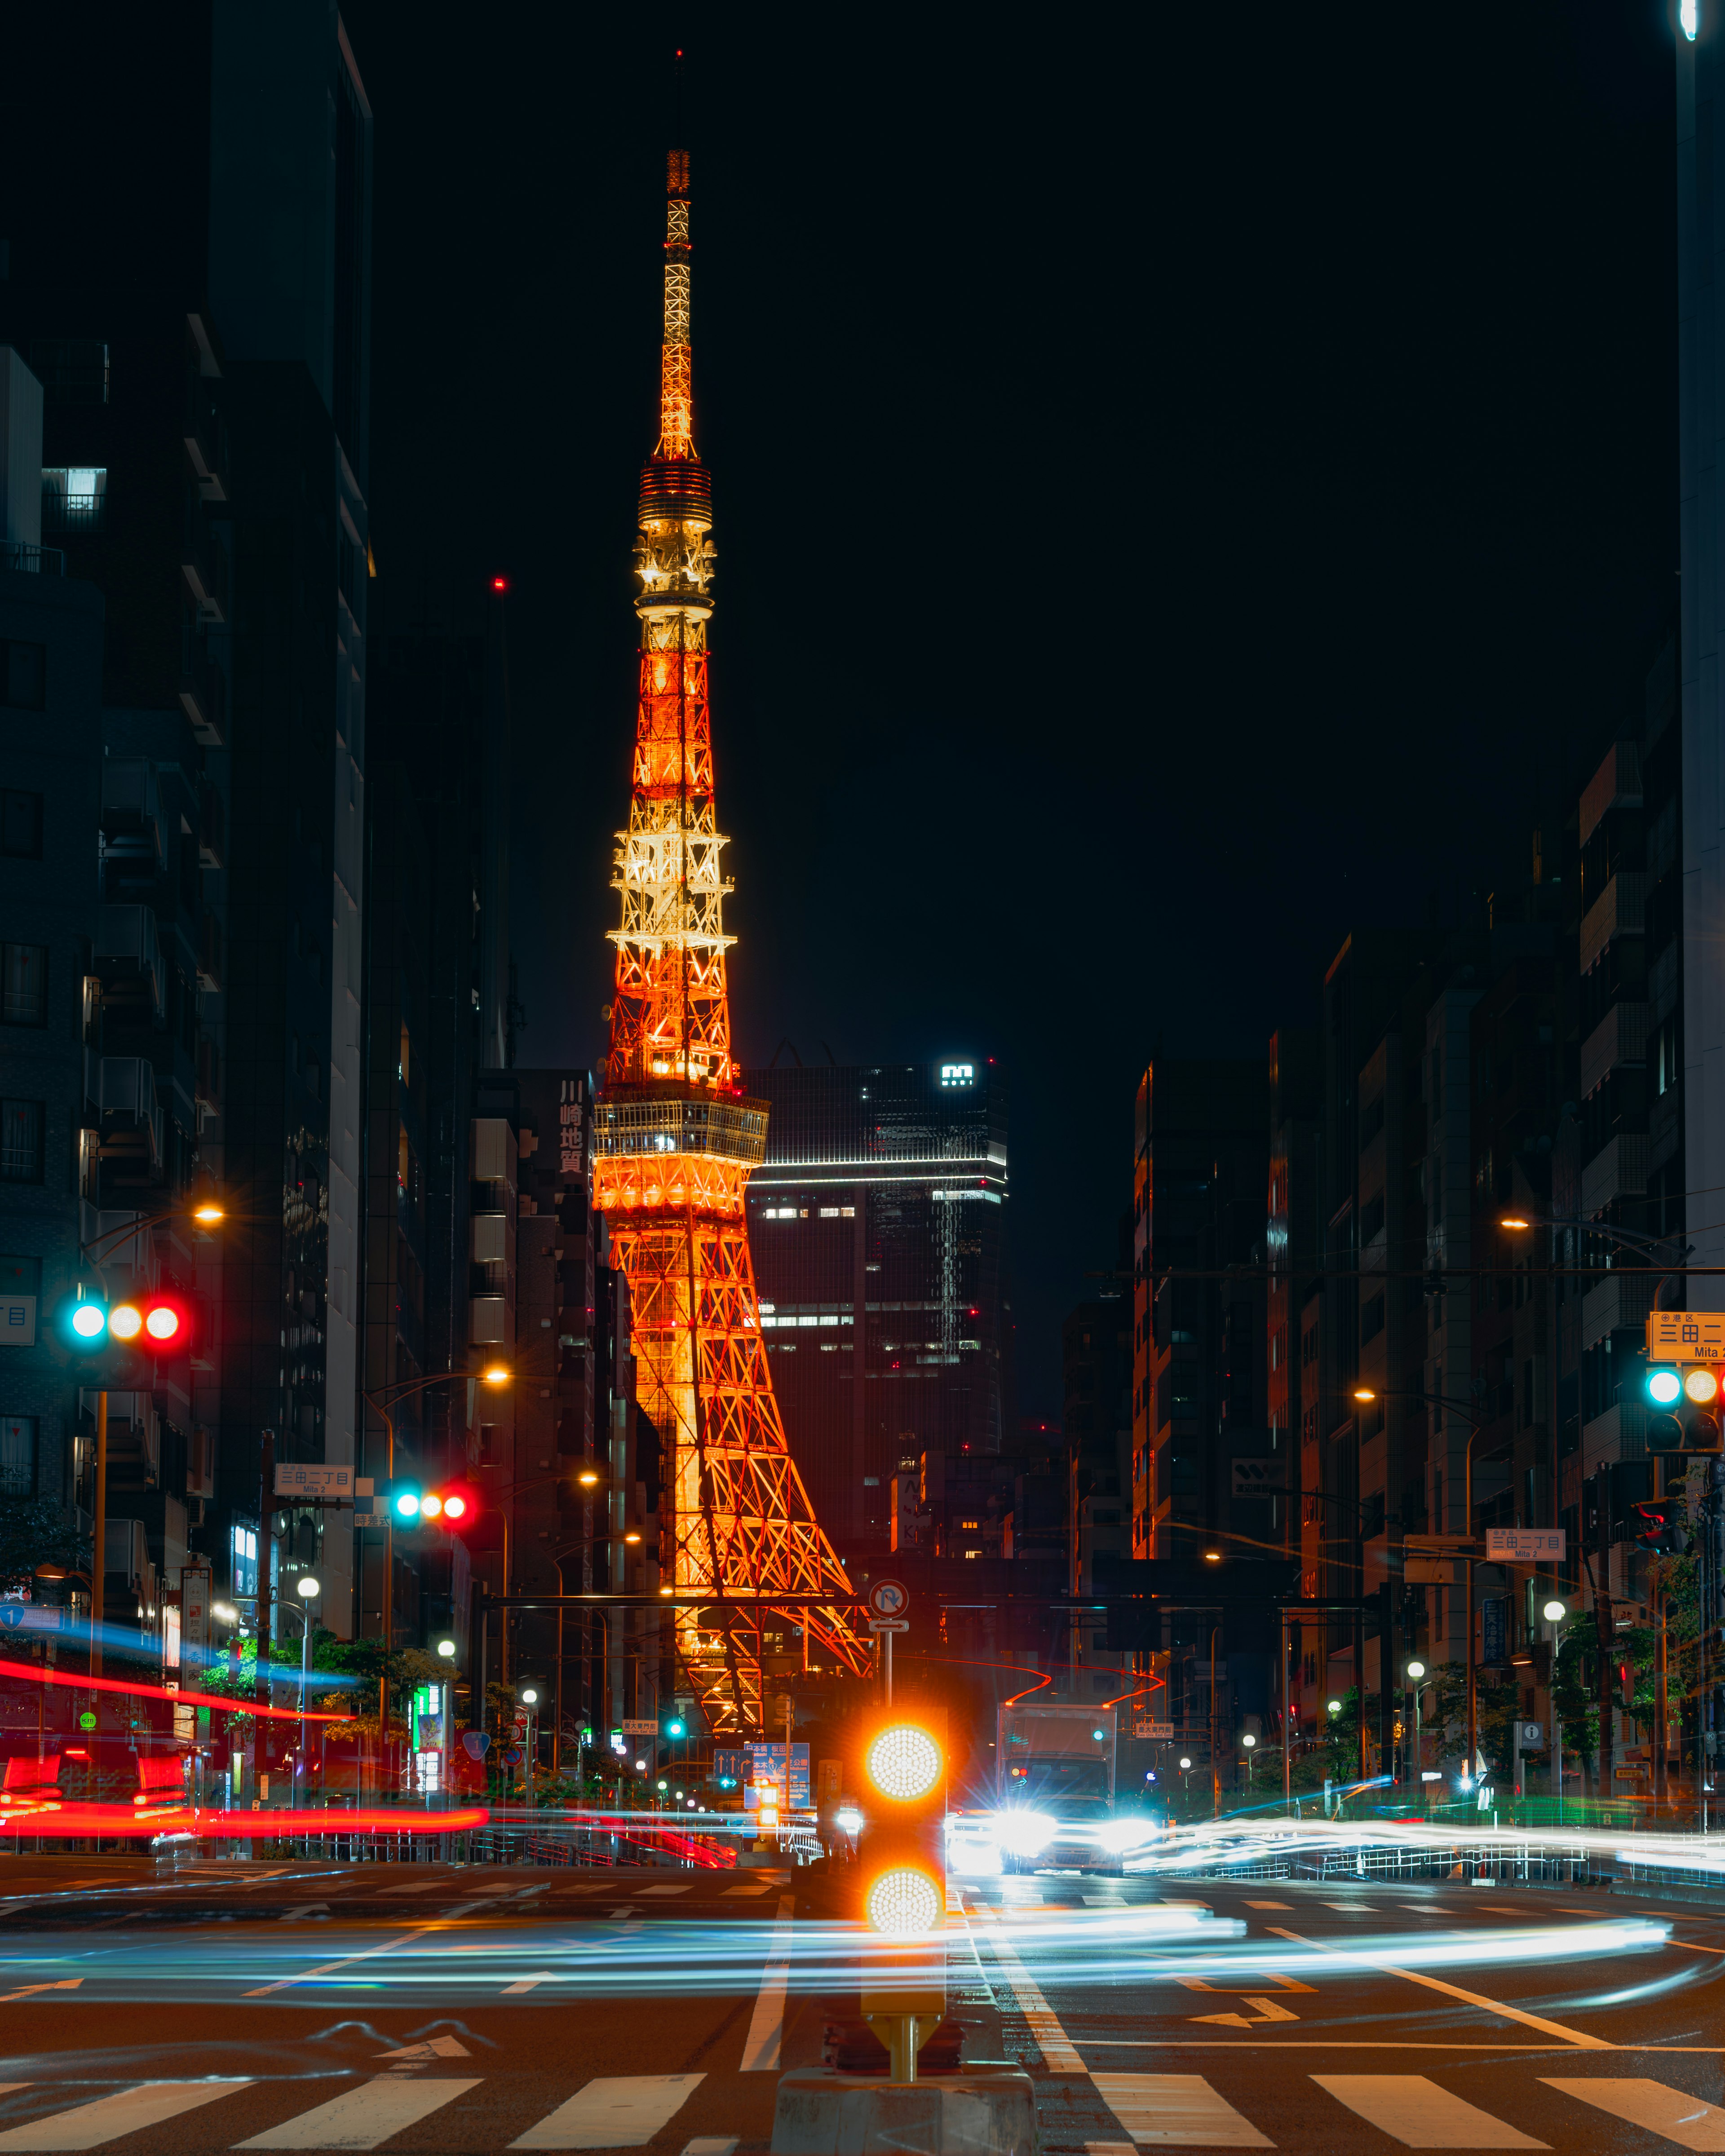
[841,1206,856,1217]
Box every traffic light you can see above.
[57,1290,192,1359]
[1631,1498,1688,1556]
[854,1713,947,1939]
[388,1480,476,1525]
[1645,1363,1723,1454]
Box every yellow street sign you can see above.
[1647,1312,1725,1363]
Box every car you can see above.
[995,1796,1164,1875]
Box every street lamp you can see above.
[1406,1660,1426,1803]
[288,1574,320,1798]
[1241,1731,1256,1789]
[1543,1599,1568,1815]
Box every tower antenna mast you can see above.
[593,125,869,1737]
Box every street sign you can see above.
[1230,1460,1286,1498]
[1481,1596,1506,1665]
[1517,1722,1544,1747]
[867,1617,909,1634]
[0,1605,23,1632]
[867,1578,910,1620]
[1133,1720,1175,1740]
[502,1746,523,1767]
[1648,1311,1725,1362]
[1485,1528,1565,1563]
[274,1464,356,1500]
[461,1731,491,1760]
[620,1718,658,1734]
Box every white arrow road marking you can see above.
[502,1974,555,1994]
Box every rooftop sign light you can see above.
[938,1064,974,1087]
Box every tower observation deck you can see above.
[592,146,870,1736]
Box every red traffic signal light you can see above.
[420,1482,477,1527]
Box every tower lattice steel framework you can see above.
[593,146,869,1736]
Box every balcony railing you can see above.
[41,491,106,536]
[0,542,65,575]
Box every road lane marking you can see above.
[0,1984,80,2004]
[502,1974,555,1994]
[510,2075,704,2150]
[637,1885,690,1896]
[1312,2076,1546,2148]
[242,1928,429,1998]
[984,1926,1085,2073]
[374,1880,446,1896]
[0,2081,251,2149]
[739,1895,796,2071]
[681,2139,737,2156]
[1246,1903,1292,1912]
[1091,2073,1273,2146]
[721,1885,769,1897]
[236,2076,481,2149]
[1265,1927,1611,2050]
[1542,2079,1725,2148]
[1323,1903,1363,1913]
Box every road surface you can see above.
[0,1857,1710,2150]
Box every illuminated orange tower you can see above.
[593,145,869,1736]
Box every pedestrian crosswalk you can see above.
[1080,2073,1725,2151]
[0,2063,1716,2152]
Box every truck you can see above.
[998,1700,1117,1807]
[995,1700,1124,1873]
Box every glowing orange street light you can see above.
[1499,1215,1531,1232]
[1353,1387,1376,1402]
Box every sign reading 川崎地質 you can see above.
[1647,1311,1725,1362]
[1484,1528,1566,1563]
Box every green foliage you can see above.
[0,1499,88,1593]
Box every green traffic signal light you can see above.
[1647,1368,1681,1407]
[666,1717,685,1738]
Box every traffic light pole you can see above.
[90,1393,107,1681]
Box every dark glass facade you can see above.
[739,1059,1011,1555]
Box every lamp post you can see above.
[520,1685,539,1807]
[435,1636,456,1813]
[1241,1730,1256,1791]
[1406,1659,1426,1811]
[1543,1599,1568,1818]
[293,1574,320,1803]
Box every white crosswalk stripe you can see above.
[1092,2074,1273,2147]
[234,2076,481,2149]
[1310,2077,1546,2148]
[509,2075,704,2150]
[0,2081,251,2150]
[1542,2079,1725,2150]
[739,1895,795,2072]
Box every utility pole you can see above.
[90,1392,108,1681]
[255,1429,274,1800]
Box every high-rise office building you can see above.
[3,4,373,1643]
[740,1057,1011,1552]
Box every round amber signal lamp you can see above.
[865,1867,942,1939]
[1686,1367,1720,1404]
[865,1724,942,1802]
[108,1304,143,1340]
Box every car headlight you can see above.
[995,1811,1056,1855]
[1097,1820,1149,1853]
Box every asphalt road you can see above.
[0,1859,1714,2150]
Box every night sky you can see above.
[345,1,1678,1421]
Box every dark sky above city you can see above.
[345,1,1678,1420]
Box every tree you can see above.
[0,1499,88,1593]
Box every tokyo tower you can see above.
[593,143,870,1736]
